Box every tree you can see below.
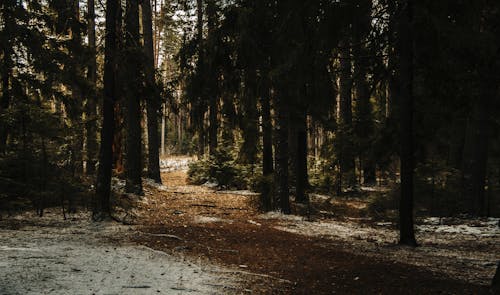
[338,33,356,189]
[396,0,417,246]
[95,0,120,217]
[123,0,143,195]
[85,0,98,176]
[142,0,162,184]
[353,0,376,186]
[493,262,500,292]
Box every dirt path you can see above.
[0,212,249,295]
[133,167,498,294]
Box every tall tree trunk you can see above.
[206,0,218,156]
[295,112,308,203]
[142,0,161,183]
[86,0,98,175]
[95,0,120,218]
[275,87,291,214]
[339,38,356,189]
[353,0,376,185]
[70,0,84,176]
[397,0,417,246]
[0,0,12,154]
[492,262,500,292]
[261,81,273,176]
[462,88,492,216]
[195,0,205,159]
[124,0,143,194]
[239,70,259,164]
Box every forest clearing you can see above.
[1,158,498,294]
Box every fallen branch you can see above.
[138,232,183,241]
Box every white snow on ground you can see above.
[194,216,232,224]
[257,213,499,285]
[259,211,305,222]
[418,217,500,237]
[160,157,195,172]
[0,212,247,295]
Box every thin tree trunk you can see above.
[397,0,417,246]
[339,38,356,188]
[142,0,161,183]
[295,112,308,203]
[86,0,98,175]
[95,0,119,218]
[353,0,376,185]
[261,81,273,176]
[493,262,500,292]
[275,88,291,214]
[124,0,143,194]
[207,0,218,156]
[240,70,259,164]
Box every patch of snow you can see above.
[194,216,232,224]
[418,217,500,237]
[202,181,219,188]
[247,220,261,226]
[144,179,168,191]
[0,213,247,295]
[258,211,305,222]
[160,157,195,172]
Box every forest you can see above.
[0,0,499,294]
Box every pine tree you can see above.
[123,0,144,195]
[95,0,120,217]
[142,0,162,183]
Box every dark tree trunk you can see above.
[70,0,84,177]
[462,89,492,217]
[295,113,308,203]
[493,262,500,292]
[239,70,259,164]
[397,0,417,247]
[95,0,120,217]
[275,88,291,214]
[0,11,12,154]
[142,0,161,183]
[195,0,205,159]
[85,0,98,175]
[0,1,14,154]
[124,0,143,195]
[261,82,273,176]
[207,0,218,156]
[353,0,376,186]
[339,38,356,188]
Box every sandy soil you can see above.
[0,212,249,295]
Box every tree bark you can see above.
[275,88,291,214]
[206,0,218,156]
[95,0,120,217]
[142,0,162,183]
[0,0,12,154]
[295,113,308,203]
[353,0,376,186]
[397,0,417,246]
[261,81,273,176]
[86,0,98,175]
[124,0,143,194]
[492,262,500,292]
[339,38,356,188]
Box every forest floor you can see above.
[0,156,498,294]
[0,210,254,295]
[130,157,499,294]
